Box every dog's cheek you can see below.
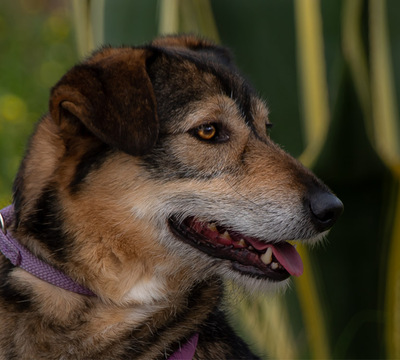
[68,143,113,194]
[56,161,185,301]
[142,135,248,181]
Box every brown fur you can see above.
[0,35,342,359]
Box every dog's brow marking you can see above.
[170,48,255,128]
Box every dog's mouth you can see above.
[168,216,303,281]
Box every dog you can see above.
[0,35,342,359]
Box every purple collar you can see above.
[168,333,199,360]
[0,205,198,359]
[0,205,95,296]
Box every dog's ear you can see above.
[49,48,158,156]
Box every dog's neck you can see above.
[0,205,95,296]
[0,205,224,359]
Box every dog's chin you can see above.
[219,266,292,295]
[167,215,306,286]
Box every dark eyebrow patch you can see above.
[151,46,257,128]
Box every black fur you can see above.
[69,143,113,193]
[0,261,32,312]
[24,186,70,262]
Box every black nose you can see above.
[308,189,343,232]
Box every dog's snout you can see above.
[307,188,343,232]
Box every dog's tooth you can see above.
[238,239,246,247]
[207,223,217,232]
[220,231,232,240]
[271,262,279,270]
[260,248,273,265]
[248,245,254,251]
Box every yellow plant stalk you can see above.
[158,0,180,35]
[233,290,298,360]
[342,0,372,135]
[369,0,400,174]
[369,0,400,357]
[294,0,331,358]
[295,0,330,169]
[343,1,400,356]
[158,0,219,43]
[72,0,105,58]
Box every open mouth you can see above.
[168,216,304,281]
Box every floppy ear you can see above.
[49,48,158,156]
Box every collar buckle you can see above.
[0,213,6,235]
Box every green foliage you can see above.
[0,1,77,205]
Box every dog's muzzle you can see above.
[168,187,343,282]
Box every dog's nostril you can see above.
[309,190,343,231]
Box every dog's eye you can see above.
[197,124,217,140]
[190,123,229,143]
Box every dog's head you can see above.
[12,35,342,302]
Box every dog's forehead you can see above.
[83,43,268,136]
[149,46,261,128]
[169,48,254,108]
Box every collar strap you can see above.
[0,205,96,296]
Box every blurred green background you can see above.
[1,1,399,359]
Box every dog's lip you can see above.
[168,216,303,281]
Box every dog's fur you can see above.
[0,35,342,359]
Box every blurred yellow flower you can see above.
[0,94,27,123]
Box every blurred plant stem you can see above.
[295,0,330,169]
[232,289,298,360]
[158,0,219,43]
[369,0,400,173]
[294,0,331,358]
[369,0,400,357]
[72,0,105,58]
[342,0,372,136]
[344,0,400,357]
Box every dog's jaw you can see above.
[168,216,302,280]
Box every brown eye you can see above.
[190,122,229,143]
[197,124,217,140]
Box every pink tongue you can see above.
[247,238,304,277]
